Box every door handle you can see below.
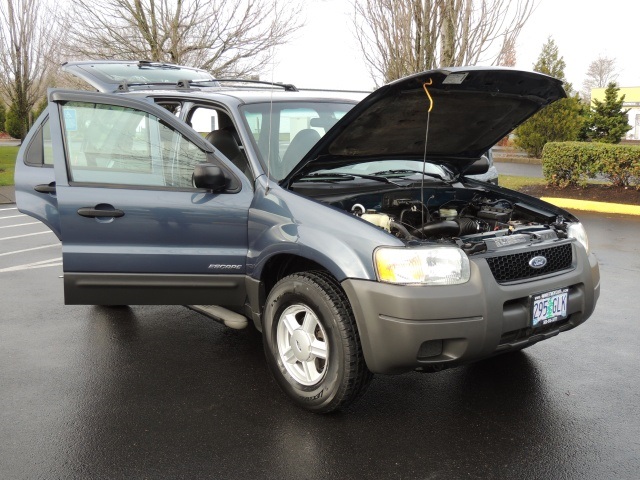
[34,182,56,194]
[77,206,125,218]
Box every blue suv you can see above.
[15,61,600,412]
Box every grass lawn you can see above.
[498,174,546,190]
[0,145,19,186]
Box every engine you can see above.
[338,188,568,255]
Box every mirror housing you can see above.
[463,155,490,176]
[194,164,227,192]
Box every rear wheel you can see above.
[263,271,372,413]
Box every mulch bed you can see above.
[519,184,640,205]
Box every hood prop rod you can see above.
[421,80,434,229]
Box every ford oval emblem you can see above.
[529,256,547,269]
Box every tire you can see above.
[263,271,372,413]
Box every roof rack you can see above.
[213,79,299,92]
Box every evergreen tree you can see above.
[4,104,27,140]
[586,82,631,143]
[514,37,586,157]
[0,103,6,133]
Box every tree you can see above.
[0,0,65,140]
[514,37,585,157]
[352,0,536,85]
[64,0,303,78]
[585,82,631,143]
[581,56,618,101]
[0,103,6,133]
[4,104,24,139]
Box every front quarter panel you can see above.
[248,177,402,281]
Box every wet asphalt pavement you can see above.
[1,207,639,479]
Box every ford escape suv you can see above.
[15,61,600,412]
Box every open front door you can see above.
[47,89,253,306]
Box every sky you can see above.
[271,0,640,92]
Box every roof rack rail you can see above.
[214,79,299,92]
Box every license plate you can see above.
[531,288,569,327]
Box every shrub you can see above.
[4,106,27,140]
[542,142,640,188]
[541,142,595,187]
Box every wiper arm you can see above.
[372,169,449,182]
[302,172,404,187]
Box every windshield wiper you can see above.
[372,169,450,182]
[301,172,404,187]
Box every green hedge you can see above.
[542,142,640,188]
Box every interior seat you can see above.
[205,129,251,179]
[282,129,321,175]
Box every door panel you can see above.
[14,114,60,237]
[48,90,253,306]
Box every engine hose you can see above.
[411,220,460,238]
[390,221,418,241]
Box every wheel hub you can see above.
[291,329,312,361]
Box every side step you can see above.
[187,305,248,329]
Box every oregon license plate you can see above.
[531,288,569,327]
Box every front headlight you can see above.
[374,246,470,285]
[567,222,590,254]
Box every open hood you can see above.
[284,67,565,183]
[61,60,217,93]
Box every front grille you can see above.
[486,243,573,283]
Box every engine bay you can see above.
[328,186,572,255]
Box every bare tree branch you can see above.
[581,56,618,101]
[353,0,536,86]
[63,0,303,78]
[0,0,66,137]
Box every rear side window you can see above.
[25,117,53,167]
[60,102,207,188]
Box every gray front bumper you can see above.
[342,247,600,374]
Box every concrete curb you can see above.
[494,156,542,165]
[541,197,640,216]
[0,185,15,204]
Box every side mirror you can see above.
[194,164,227,192]
[464,155,490,176]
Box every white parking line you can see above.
[0,257,62,273]
[0,244,59,257]
[0,214,28,220]
[0,207,18,211]
[0,231,53,241]
[0,222,41,229]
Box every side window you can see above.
[189,107,219,136]
[187,105,252,179]
[61,102,207,188]
[24,117,53,166]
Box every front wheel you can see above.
[263,272,372,413]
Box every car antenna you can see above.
[265,46,276,196]
[421,79,434,228]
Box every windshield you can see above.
[240,101,354,180]
[319,160,451,179]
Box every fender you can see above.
[247,179,402,281]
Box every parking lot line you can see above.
[0,222,41,229]
[0,207,18,211]
[0,257,62,273]
[0,244,59,257]
[0,231,54,241]
[0,214,28,220]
